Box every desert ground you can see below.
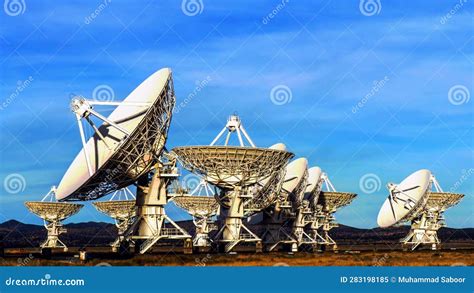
[1,250,473,267]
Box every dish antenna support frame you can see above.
[122,157,192,254]
[25,186,83,252]
[310,173,357,252]
[70,97,151,176]
[210,115,256,147]
[401,174,464,251]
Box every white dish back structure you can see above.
[377,169,431,228]
[56,68,175,201]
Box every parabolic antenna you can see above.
[304,167,323,207]
[268,143,287,151]
[262,158,314,252]
[56,68,175,201]
[318,192,357,213]
[425,192,464,212]
[244,143,288,214]
[306,170,357,251]
[173,195,219,218]
[377,169,431,228]
[171,177,219,248]
[379,170,466,250]
[92,187,136,250]
[25,187,83,250]
[173,146,293,189]
[172,115,294,253]
[282,158,309,207]
[25,202,83,223]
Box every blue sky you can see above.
[0,0,472,228]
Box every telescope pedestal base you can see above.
[401,214,442,251]
[127,167,191,254]
[401,228,440,251]
[215,218,261,253]
[262,224,297,252]
[41,221,68,252]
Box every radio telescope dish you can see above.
[173,115,294,252]
[56,68,175,201]
[377,169,431,228]
[25,187,83,251]
[379,170,466,250]
[174,146,292,189]
[304,171,357,251]
[51,68,190,254]
[262,158,314,252]
[172,179,219,248]
[281,158,309,208]
[174,195,219,218]
[92,187,136,251]
[244,143,288,215]
[268,143,287,151]
[305,167,323,208]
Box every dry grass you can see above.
[2,250,473,267]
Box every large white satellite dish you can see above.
[56,68,174,201]
[304,166,323,206]
[378,169,465,250]
[377,169,431,228]
[281,159,307,193]
[173,115,294,253]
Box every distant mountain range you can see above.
[1,220,473,248]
